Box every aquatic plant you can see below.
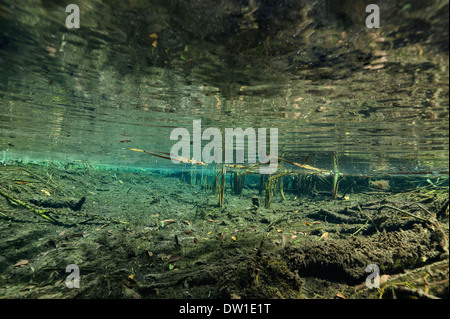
[218,163,226,207]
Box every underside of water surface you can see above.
[0,0,448,302]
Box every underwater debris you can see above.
[339,180,355,200]
[130,146,339,209]
[0,187,58,223]
[130,148,207,165]
[28,196,86,211]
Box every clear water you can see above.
[0,0,448,301]
[1,0,448,175]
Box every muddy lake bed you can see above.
[0,163,448,299]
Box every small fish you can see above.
[120,140,132,143]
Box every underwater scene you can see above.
[0,0,448,302]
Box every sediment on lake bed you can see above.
[0,164,448,299]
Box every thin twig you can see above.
[415,203,433,216]
[379,205,429,222]
[392,286,440,299]
[350,220,369,237]
[358,205,379,233]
